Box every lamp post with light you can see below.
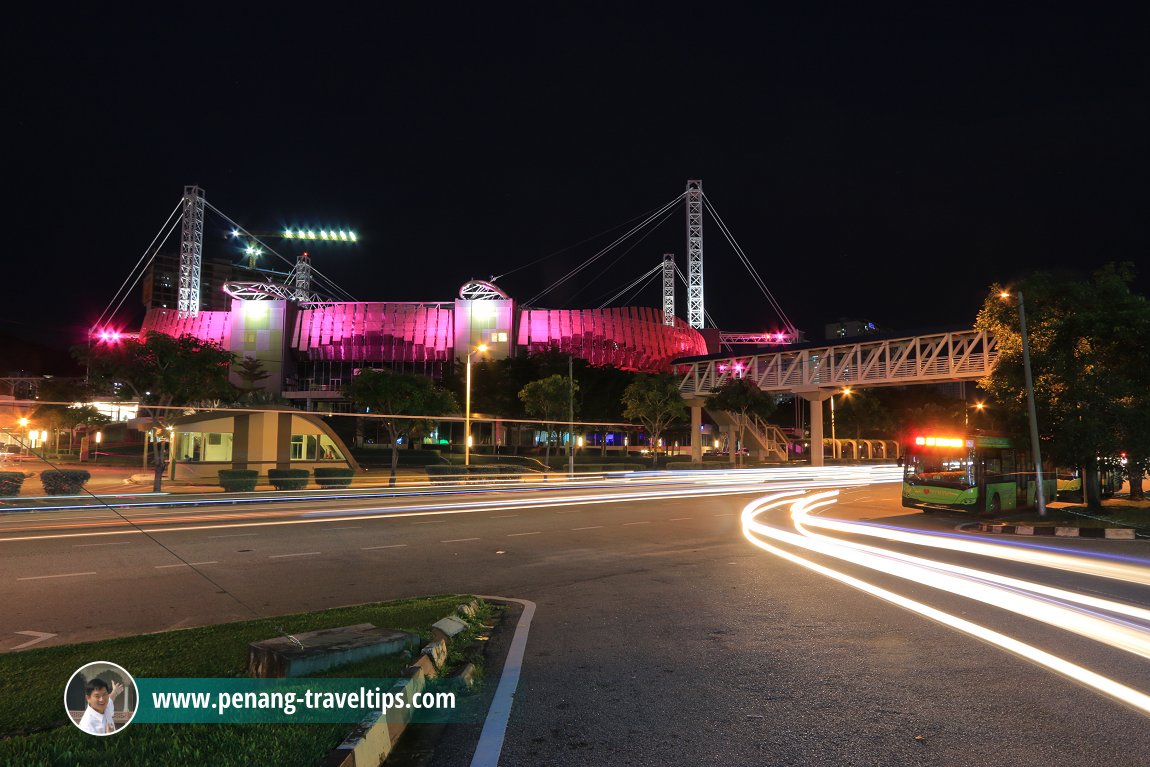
[1001,290,1047,516]
[464,344,488,467]
[829,387,851,459]
[966,401,985,428]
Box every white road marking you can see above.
[470,597,537,767]
[155,561,218,569]
[362,544,408,550]
[507,532,541,537]
[18,571,97,581]
[442,538,482,543]
[73,541,131,547]
[11,631,56,649]
[669,517,693,521]
[623,521,650,526]
[571,526,603,531]
[268,552,321,559]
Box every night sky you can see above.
[4,5,1147,360]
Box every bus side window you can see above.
[985,457,1003,481]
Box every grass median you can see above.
[0,594,488,766]
[1009,497,1150,529]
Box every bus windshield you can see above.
[905,450,974,489]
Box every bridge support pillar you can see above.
[688,400,704,463]
[796,389,834,467]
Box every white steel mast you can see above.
[662,253,675,325]
[178,185,205,317]
[686,179,704,329]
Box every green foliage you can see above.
[709,377,777,420]
[621,374,687,460]
[314,467,355,488]
[518,374,578,465]
[267,469,309,490]
[975,264,1150,508]
[0,471,25,496]
[39,470,90,495]
[233,355,271,392]
[218,469,259,492]
[709,377,777,465]
[84,332,235,409]
[345,369,459,485]
[518,374,577,422]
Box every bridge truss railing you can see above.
[676,329,998,396]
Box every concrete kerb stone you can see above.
[977,521,1140,539]
[326,598,484,766]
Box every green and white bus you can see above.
[901,433,1055,515]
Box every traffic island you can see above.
[322,599,487,767]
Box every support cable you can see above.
[97,200,183,329]
[104,215,182,328]
[568,203,680,306]
[674,264,731,349]
[491,201,678,283]
[702,195,797,333]
[524,193,686,306]
[595,262,664,309]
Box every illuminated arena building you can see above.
[140,279,710,408]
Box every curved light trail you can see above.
[742,491,1150,717]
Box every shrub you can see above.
[0,471,25,497]
[218,469,259,493]
[426,465,468,484]
[268,469,310,491]
[314,467,354,488]
[39,470,91,496]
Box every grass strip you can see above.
[0,594,480,766]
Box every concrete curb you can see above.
[323,599,483,767]
[977,522,1138,539]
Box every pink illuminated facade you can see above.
[517,307,704,371]
[139,281,710,397]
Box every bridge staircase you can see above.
[705,408,789,462]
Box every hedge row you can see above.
[0,471,25,496]
[217,468,356,492]
[0,470,92,497]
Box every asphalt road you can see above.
[3,471,1149,766]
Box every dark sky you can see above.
[4,5,1147,354]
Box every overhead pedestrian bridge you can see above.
[673,328,998,465]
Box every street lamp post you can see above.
[1002,290,1047,516]
[829,388,851,460]
[464,344,488,467]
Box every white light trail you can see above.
[741,492,1150,717]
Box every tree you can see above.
[833,389,896,440]
[708,377,776,465]
[344,369,458,486]
[82,333,235,491]
[518,374,577,467]
[233,356,271,395]
[621,374,687,465]
[975,264,1150,510]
